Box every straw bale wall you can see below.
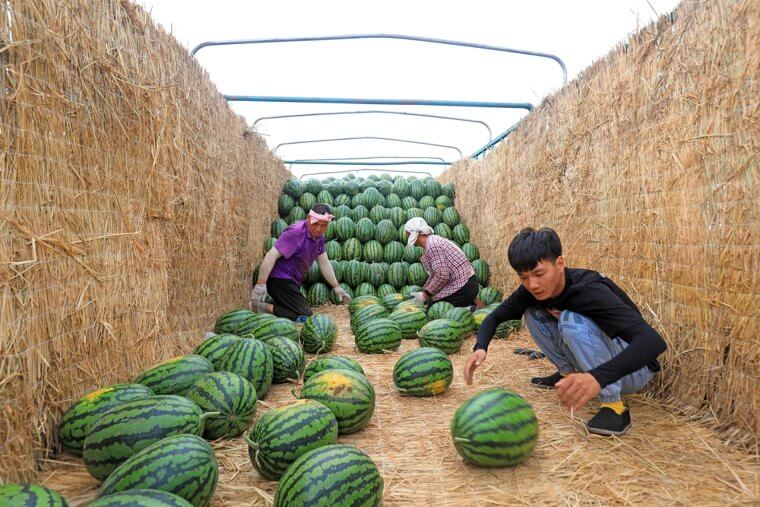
[0,0,289,480]
[441,0,758,452]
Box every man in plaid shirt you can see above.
[405,217,479,308]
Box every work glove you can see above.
[410,291,427,304]
[333,286,352,304]
[251,283,268,303]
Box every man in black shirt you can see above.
[463,227,667,436]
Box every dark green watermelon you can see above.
[300,314,337,354]
[217,338,273,398]
[299,370,375,435]
[303,356,365,383]
[90,490,192,507]
[185,371,257,439]
[268,337,306,383]
[0,484,68,507]
[393,347,453,396]
[355,318,402,353]
[133,355,213,396]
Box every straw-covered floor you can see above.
[40,306,759,506]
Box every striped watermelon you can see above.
[386,193,402,208]
[245,400,339,480]
[214,309,255,334]
[354,282,376,297]
[342,238,362,260]
[288,206,306,224]
[58,384,154,456]
[355,318,402,353]
[327,181,344,196]
[443,307,476,334]
[326,222,338,241]
[327,259,343,284]
[133,355,213,396]
[374,219,396,244]
[334,194,351,206]
[329,282,353,305]
[408,179,425,199]
[305,179,322,194]
[442,207,460,227]
[408,263,428,286]
[393,347,453,396]
[495,319,523,338]
[274,444,383,507]
[435,195,453,210]
[395,299,426,313]
[326,240,342,260]
[404,245,423,262]
[401,197,418,212]
[362,240,384,263]
[271,218,288,238]
[434,222,453,239]
[333,204,351,219]
[388,207,407,228]
[380,293,405,312]
[441,183,455,199]
[335,217,355,241]
[300,314,337,354]
[185,372,257,439]
[376,283,397,298]
[355,217,376,242]
[83,396,207,480]
[343,259,366,287]
[268,337,306,383]
[299,370,375,434]
[375,179,392,196]
[451,388,538,467]
[252,317,299,342]
[478,286,502,305]
[90,490,192,507]
[382,241,404,263]
[397,224,408,243]
[284,179,305,198]
[423,207,441,227]
[365,263,386,287]
[97,434,218,506]
[417,319,464,354]
[299,192,316,211]
[307,282,329,306]
[306,261,320,284]
[350,304,389,333]
[462,242,479,261]
[418,195,435,209]
[351,204,369,221]
[388,306,428,339]
[264,237,276,252]
[0,484,68,507]
[400,285,423,297]
[236,313,276,337]
[424,178,442,198]
[349,295,382,315]
[368,204,387,224]
[405,206,424,220]
[472,308,492,330]
[453,224,470,245]
[303,356,365,383]
[472,259,490,286]
[387,262,407,288]
[391,178,409,196]
[362,187,385,208]
[317,190,333,206]
[427,301,455,320]
[217,338,273,398]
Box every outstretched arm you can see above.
[255,247,283,285]
[316,252,339,288]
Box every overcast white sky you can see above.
[136,0,681,178]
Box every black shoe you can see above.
[587,407,631,436]
[530,371,563,389]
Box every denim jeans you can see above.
[523,308,654,402]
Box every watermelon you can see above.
[365,263,386,287]
[443,307,476,334]
[326,240,342,260]
[441,183,455,199]
[387,262,407,288]
[83,395,207,480]
[133,355,213,396]
[362,240,384,263]
[344,179,360,196]
[0,484,68,507]
[307,282,329,306]
[462,242,479,261]
[381,240,402,263]
[349,295,382,315]
[408,262,428,286]
[252,317,299,342]
[317,190,333,207]
[374,219,396,244]
[495,320,523,338]
[326,222,339,242]
[375,179,392,196]
[268,337,306,383]
[350,304,389,333]
[408,179,424,200]
[299,370,375,434]
[214,309,255,334]
[453,224,470,245]
[90,490,192,507]
[341,259,364,288]
[355,217,376,242]
[393,347,453,396]
[388,306,428,339]
[355,318,402,353]
[427,301,455,320]
[354,282,376,297]
[58,384,154,456]
[404,245,423,262]
[400,285,423,297]
[328,181,345,196]
[274,444,383,507]
[395,299,426,313]
[386,193,402,208]
[342,237,362,260]
[288,206,306,224]
[245,399,339,480]
[185,372,257,439]
[406,206,424,220]
[334,194,351,206]
[271,218,288,238]
[329,282,353,305]
[424,178,442,198]
[423,207,442,227]
[300,314,337,354]
[351,204,369,221]
[451,388,538,467]
[362,187,385,208]
[217,338,273,398]
[376,284,397,298]
[368,204,387,224]
[380,293,405,312]
[472,308,492,330]
[472,259,490,286]
[397,224,408,243]
[391,178,409,196]
[334,204,352,219]
[97,434,218,506]
[418,195,435,209]
[299,192,316,211]
[400,196,418,211]
[303,356,365,383]
[479,286,502,305]
[304,179,322,194]
[417,319,464,354]
[435,195,453,210]
[442,207,460,227]
[335,217,355,241]
[388,207,407,228]
[434,222,453,239]
[263,237,276,252]
[236,313,276,337]
[326,260,343,284]
[284,179,306,198]
[305,261,320,284]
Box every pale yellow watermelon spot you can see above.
[428,379,449,395]
[83,386,114,402]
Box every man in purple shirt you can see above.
[251,204,350,322]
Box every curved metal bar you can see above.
[298,168,434,180]
[252,110,493,144]
[274,136,464,158]
[283,160,452,166]
[226,95,532,110]
[290,155,447,163]
[191,33,567,85]
[471,121,522,159]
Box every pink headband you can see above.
[308,210,334,224]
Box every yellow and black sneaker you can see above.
[587,407,631,436]
[530,371,563,389]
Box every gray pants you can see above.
[523,308,654,402]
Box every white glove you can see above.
[251,283,268,303]
[333,286,351,304]
[410,291,427,304]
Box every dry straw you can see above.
[441,0,759,455]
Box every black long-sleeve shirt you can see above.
[475,268,666,388]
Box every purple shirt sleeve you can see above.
[274,227,303,259]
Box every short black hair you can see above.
[507,227,562,273]
[311,203,332,215]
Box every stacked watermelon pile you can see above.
[266,174,494,305]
